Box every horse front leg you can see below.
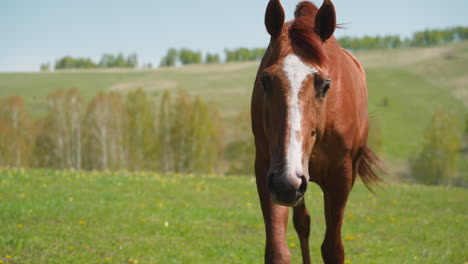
[293,200,311,264]
[255,154,291,264]
[320,158,353,264]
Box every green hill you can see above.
[0,167,466,263]
[0,42,467,163]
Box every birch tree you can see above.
[126,88,158,171]
[158,91,173,172]
[83,92,128,170]
[0,96,34,167]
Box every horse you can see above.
[250,0,382,263]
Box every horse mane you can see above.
[289,1,327,66]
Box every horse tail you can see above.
[354,146,384,192]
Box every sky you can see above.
[1,0,467,72]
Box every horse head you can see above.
[261,0,336,206]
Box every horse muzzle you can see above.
[267,171,308,206]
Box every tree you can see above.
[205,53,220,64]
[225,106,254,175]
[66,89,84,169]
[159,48,178,67]
[83,92,128,170]
[188,97,223,173]
[126,53,138,68]
[157,90,223,173]
[454,26,468,41]
[224,49,237,62]
[33,89,83,169]
[98,54,116,68]
[170,91,193,171]
[409,109,462,185]
[224,48,266,62]
[179,49,202,65]
[114,53,127,68]
[251,48,266,60]
[158,91,173,172]
[40,62,51,72]
[456,114,468,186]
[96,53,138,68]
[0,96,34,167]
[126,88,158,171]
[55,56,96,70]
[236,48,251,61]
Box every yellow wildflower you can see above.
[347,213,356,220]
[5,255,11,259]
[290,243,296,248]
[17,224,23,228]
[105,257,111,261]
[345,259,351,263]
[79,220,85,225]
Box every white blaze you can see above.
[282,54,317,177]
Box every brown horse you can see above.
[251,0,381,263]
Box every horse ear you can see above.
[314,0,336,42]
[265,0,285,38]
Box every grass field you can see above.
[0,167,466,263]
[0,42,467,163]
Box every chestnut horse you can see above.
[251,0,381,263]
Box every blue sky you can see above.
[1,0,466,72]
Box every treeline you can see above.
[41,53,139,71]
[159,47,266,67]
[224,48,266,62]
[1,90,466,184]
[338,26,468,51]
[0,89,225,173]
[40,26,468,70]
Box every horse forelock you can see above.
[289,1,327,67]
[294,1,319,19]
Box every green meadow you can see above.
[0,168,466,264]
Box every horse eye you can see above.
[315,76,331,98]
[261,75,271,93]
[321,80,331,96]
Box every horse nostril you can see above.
[296,175,308,198]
